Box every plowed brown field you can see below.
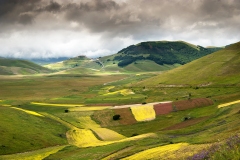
[113,108,137,125]
[153,103,173,115]
[173,98,214,111]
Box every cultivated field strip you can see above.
[91,128,126,141]
[112,102,166,109]
[130,105,156,121]
[218,100,240,108]
[31,102,83,107]
[0,145,67,160]
[103,89,134,96]
[69,106,111,112]
[122,143,189,160]
[11,107,44,117]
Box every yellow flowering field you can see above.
[74,116,125,141]
[69,106,111,112]
[2,104,12,107]
[98,86,115,94]
[0,145,66,160]
[66,129,102,147]
[91,128,126,141]
[76,116,101,128]
[218,100,240,108]
[103,89,134,96]
[120,133,157,142]
[31,102,83,107]
[131,105,156,121]
[11,107,44,117]
[122,143,189,160]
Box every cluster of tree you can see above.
[114,55,145,67]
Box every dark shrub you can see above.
[113,114,120,120]
[64,109,69,113]
[131,133,139,137]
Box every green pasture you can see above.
[0,106,68,155]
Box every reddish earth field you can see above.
[113,108,137,125]
[162,116,209,131]
[153,103,173,115]
[173,98,214,111]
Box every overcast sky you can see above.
[0,0,240,59]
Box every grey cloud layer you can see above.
[0,0,240,58]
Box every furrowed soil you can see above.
[173,98,214,111]
[153,102,173,115]
[113,108,137,125]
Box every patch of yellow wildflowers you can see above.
[11,107,44,117]
[122,143,189,160]
[0,145,66,160]
[103,89,134,96]
[218,100,240,108]
[31,102,83,107]
[131,105,156,121]
[91,128,126,141]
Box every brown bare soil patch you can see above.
[173,98,214,111]
[154,103,173,115]
[91,109,120,127]
[162,116,209,131]
[113,108,137,125]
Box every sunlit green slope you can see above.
[138,41,240,86]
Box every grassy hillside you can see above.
[0,105,68,155]
[45,41,221,73]
[106,41,220,66]
[99,41,221,72]
[44,55,102,71]
[0,58,51,75]
[137,41,240,86]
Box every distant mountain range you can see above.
[44,41,222,73]
[29,57,69,65]
[0,41,224,75]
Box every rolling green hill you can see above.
[99,41,221,72]
[45,41,221,73]
[44,55,103,71]
[137,41,240,86]
[0,58,52,75]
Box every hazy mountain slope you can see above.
[137,41,240,86]
[29,57,68,65]
[0,58,52,75]
[44,56,102,71]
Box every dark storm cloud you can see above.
[1,0,240,34]
[43,1,61,12]
[0,0,40,24]
[0,0,239,58]
[18,13,34,25]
